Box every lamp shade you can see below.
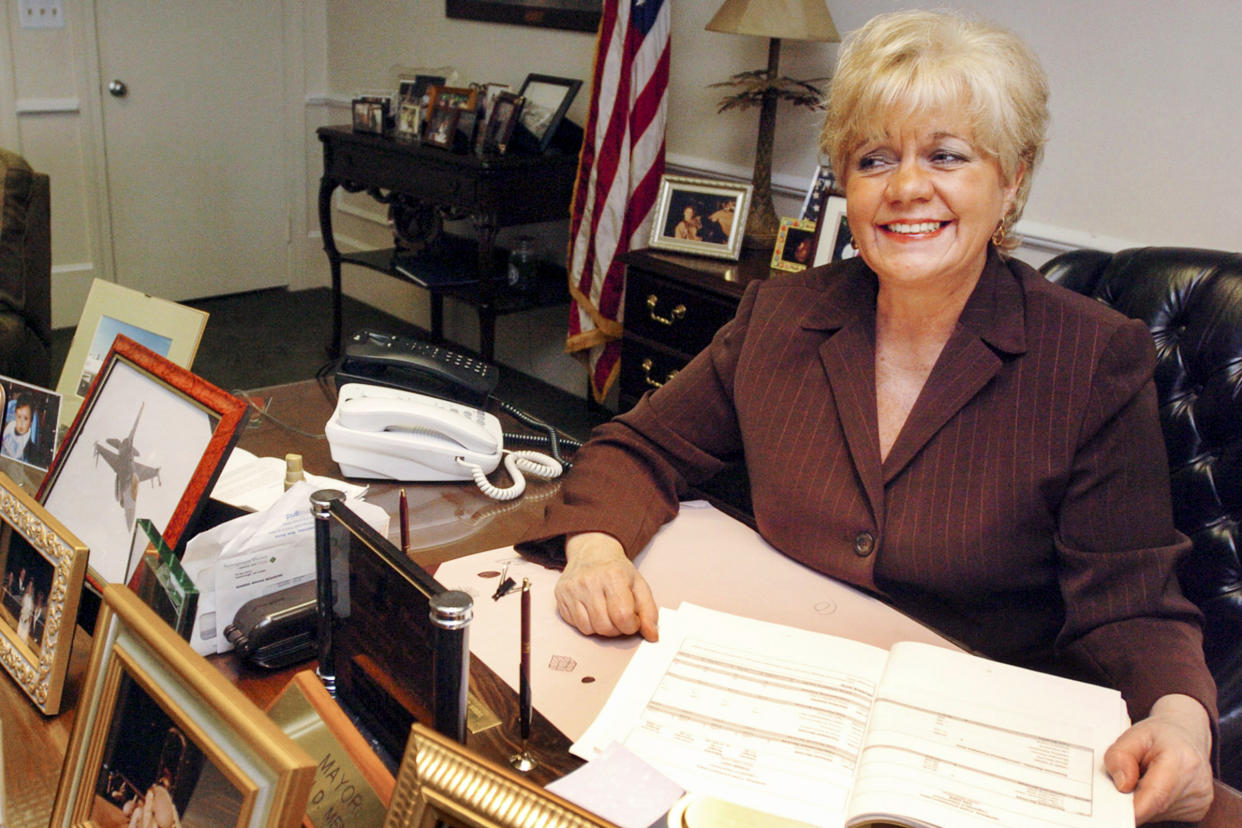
[706,0,839,43]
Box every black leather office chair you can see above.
[1041,247,1242,787]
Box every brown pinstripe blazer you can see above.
[527,249,1216,723]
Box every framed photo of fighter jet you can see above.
[37,335,246,596]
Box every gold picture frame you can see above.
[383,724,615,828]
[770,217,818,273]
[0,469,86,714]
[50,584,315,828]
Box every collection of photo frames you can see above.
[354,71,581,158]
[647,164,855,273]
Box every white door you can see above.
[95,1,288,300]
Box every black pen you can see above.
[399,488,410,553]
[510,578,536,771]
[519,577,531,742]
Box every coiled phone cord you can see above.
[458,450,563,501]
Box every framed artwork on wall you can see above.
[445,0,602,33]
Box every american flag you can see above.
[565,0,670,403]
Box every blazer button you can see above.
[853,531,875,557]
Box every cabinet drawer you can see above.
[619,340,688,404]
[624,269,736,354]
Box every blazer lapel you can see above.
[881,251,1028,482]
[802,263,887,522]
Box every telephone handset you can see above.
[327,384,503,481]
[335,329,499,407]
[325,384,562,499]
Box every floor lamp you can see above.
[706,0,839,249]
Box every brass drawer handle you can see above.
[641,358,678,389]
[646,294,686,326]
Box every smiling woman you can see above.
[519,9,1219,826]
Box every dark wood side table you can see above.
[316,125,579,361]
[617,246,778,519]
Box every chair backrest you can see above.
[1040,246,1242,786]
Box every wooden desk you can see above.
[316,125,579,361]
[4,379,1241,828]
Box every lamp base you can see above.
[741,198,780,251]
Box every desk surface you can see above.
[4,379,1240,828]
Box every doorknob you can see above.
[107,79,127,97]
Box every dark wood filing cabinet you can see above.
[618,247,778,409]
[617,247,780,519]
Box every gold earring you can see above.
[991,221,1006,248]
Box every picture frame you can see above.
[49,584,315,827]
[445,0,602,34]
[0,374,61,474]
[482,91,525,155]
[811,195,858,268]
[55,278,208,433]
[515,73,582,153]
[771,217,818,272]
[426,85,479,150]
[0,470,86,715]
[421,105,461,150]
[384,723,614,827]
[38,335,247,592]
[131,517,199,641]
[648,174,752,261]
[800,163,838,224]
[352,95,389,135]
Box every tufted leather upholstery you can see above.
[0,148,51,386]
[1041,247,1242,786]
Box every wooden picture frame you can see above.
[649,175,752,262]
[482,91,525,155]
[55,278,208,433]
[384,724,616,827]
[515,73,581,153]
[38,335,246,592]
[811,195,857,268]
[771,217,818,272]
[444,0,602,33]
[0,470,86,714]
[49,584,315,828]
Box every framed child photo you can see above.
[771,217,818,273]
[422,105,461,150]
[811,195,858,268]
[38,335,246,593]
[648,175,752,261]
[49,585,315,828]
[0,375,61,474]
[0,470,86,714]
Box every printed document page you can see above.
[573,603,889,827]
[846,641,1133,828]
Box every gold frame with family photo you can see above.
[54,278,208,433]
[49,584,315,827]
[771,217,819,273]
[648,175,752,261]
[0,470,86,714]
[383,724,615,827]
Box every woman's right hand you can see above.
[555,532,658,641]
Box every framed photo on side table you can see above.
[771,217,818,272]
[515,73,581,153]
[49,584,315,828]
[55,278,208,433]
[0,470,86,714]
[38,335,246,593]
[649,174,752,261]
[482,91,525,155]
[811,195,857,268]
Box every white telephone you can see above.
[325,383,560,499]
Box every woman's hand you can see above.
[554,532,658,641]
[1104,693,1214,824]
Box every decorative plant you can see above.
[709,70,829,113]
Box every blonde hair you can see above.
[820,10,1049,250]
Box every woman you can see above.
[523,10,1216,824]
[673,204,702,240]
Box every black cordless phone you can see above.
[335,330,500,408]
